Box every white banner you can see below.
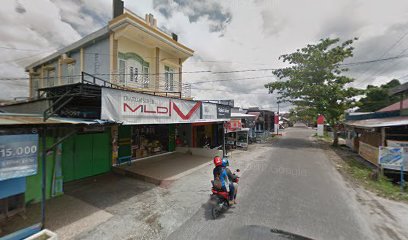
[202,103,217,120]
[379,147,403,167]
[101,88,203,124]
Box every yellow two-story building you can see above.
[26,3,194,98]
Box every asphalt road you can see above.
[167,127,374,240]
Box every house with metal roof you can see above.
[344,84,408,170]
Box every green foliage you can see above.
[357,79,401,112]
[265,38,362,145]
[288,106,317,125]
[344,156,408,202]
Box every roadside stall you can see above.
[225,119,241,149]
[235,128,250,150]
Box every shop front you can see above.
[101,88,231,162]
[114,124,174,164]
[192,122,223,148]
[131,125,170,159]
[225,119,250,150]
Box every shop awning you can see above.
[231,113,256,119]
[345,116,408,128]
[0,113,114,126]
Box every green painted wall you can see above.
[92,133,111,175]
[25,137,56,204]
[61,136,75,182]
[62,130,111,183]
[24,129,112,204]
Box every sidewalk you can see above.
[113,152,212,186]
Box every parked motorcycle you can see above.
[210,169,240,219]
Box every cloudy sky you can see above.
[2,0,408,111]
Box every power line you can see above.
[190,87,269,94]
[191,75,274,84]
[354,31,408,84]
[340,53,408,66]
[0,46,52,52]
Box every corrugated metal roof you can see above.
[377,99,408,112]
[345,116,408,128]
[0,114,113,126]
[389,82,408,95]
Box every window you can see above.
[134,67,138,82]
[67,63,75,84]
[31,76,39,97]
[119,59,126,84]
[143,66,149,88]
[129,66,134,82]
[47,69,55,87]
[128,65,139,83]
[165,66,174,91]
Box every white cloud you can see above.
[1,0,408,111]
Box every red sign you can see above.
[274,115,279,124]
[226,119,242,132]
[317,115,325,125]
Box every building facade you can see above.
[26,8,193,99]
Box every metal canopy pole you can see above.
[41,126,47,229]
[223,121,226,157]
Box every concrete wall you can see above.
[117,37,181,90]
[61,51,81,84]
[83,37,110,79]
[41,60,59,88]
[118,37,156,88]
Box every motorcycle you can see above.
[210,169,240,219]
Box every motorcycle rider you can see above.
[222,158,238,204]
[212,156,228,193]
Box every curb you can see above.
[112,161,212,187]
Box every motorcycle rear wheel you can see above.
[211,204,222,219]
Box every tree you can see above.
[265,38,361,146]
[288,106,317,126]
[357,79,401,112]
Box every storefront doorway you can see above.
[131,125,170,159]
[192,122,222,148]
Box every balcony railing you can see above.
[34,72,192,99]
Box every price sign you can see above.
[0,134,38,181]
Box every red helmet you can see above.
[213,156,222,166]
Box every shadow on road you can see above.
[201,201,235,221]
[231,225,314,240]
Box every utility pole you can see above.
[275,100,280,135]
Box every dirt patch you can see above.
[317,140,408,239]
[318,140,408,203]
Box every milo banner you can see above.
[102,88,204,124]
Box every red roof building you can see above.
[377,99,408,112]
